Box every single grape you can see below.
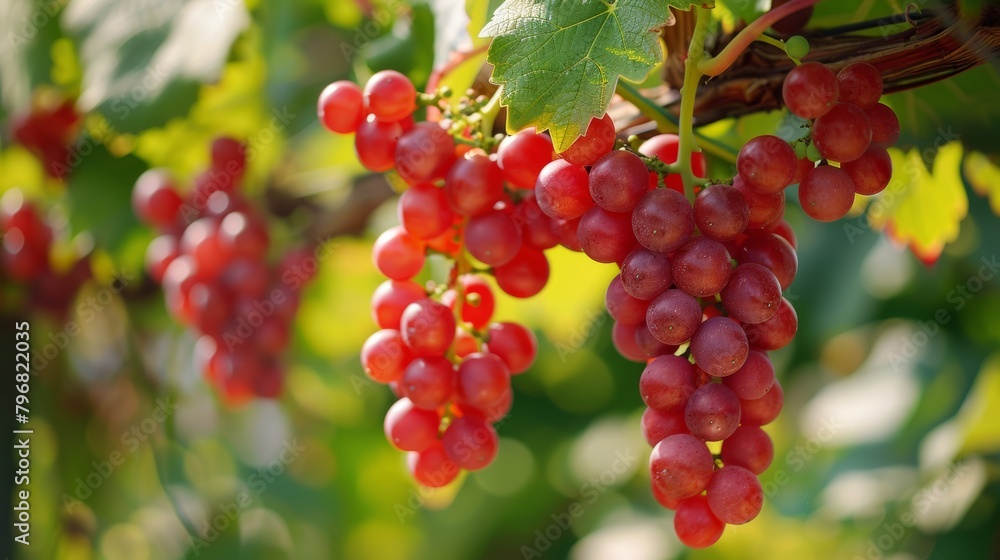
[145,235,180,284]
[706,465,764,525]
[493,246,549,298]
[497,128,554,189]
[612,322,648,362]
[721,350,775,400]
[180,217,227,279]
[465,210,522,266]
[737,135,797,194]
[384,398,441,452]
[395,122,456,185]
[577,206,637,264]
[372,226,426,280]
[634,324,678,359]
[791,156,816,185]
[398,183,456,240]
[842,145,892,195]
[866,103,901,147]
[672,237,732,298]
[733,177,785,230]
[782,62,838,119]
[646,289,703,346]
[742,297,797,351]
[633,188,695,254]
[689,316,749,377]
[535,159,594,220]
[444,153,505,216]
[513,194,560,250]
[737,232,798,291]
[649,434,716,501]
[362,329,414,383]
[836,62,884,109]
[674,496,726,549]
[401,356,455,409]
[784,35,809,59]
[133,169,184,229]
[553,216,582,252]
[456,352,511,413]
[640,355,700,412]
[606,275,651,326]
[694,185,750,242]
[720,263,782,324]
[400,298,456,356]
[739,379,784,426]
[641,407,689,446]
[355,116,406,172]
[685,383,741,441]
[318,80,365,134]
[721,425,774,475]
[769,219,798,250]
[441,275,495,329]
[558,114,615,167]
[219,211,269,261]
[408,442,459,488]
[441,414,499,471]
[370,279,425,329]
[589,150,650,212]
[483,322,537,374]
[620,248,672,300]
[812,103,872,163]
[798,165,856,222]
[364,70,417,122]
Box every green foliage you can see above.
[866,143,967,263]
[62,0,249,133]
[481,0,702,151]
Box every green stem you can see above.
[678,7,711,202]
[479,86,503,139]
[698,0,822,76]
[755,34,801,65]
[615,81,678,134]
[614,81,737,164]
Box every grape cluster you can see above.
[319,72,558,485]
[782,61,901,221]
[10,99,81,180]
[134,138,308,403]
[0,188,93,317]
[531,120,793,546]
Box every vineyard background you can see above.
[2,0,1000,559]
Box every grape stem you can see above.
[478,86,503,140]
[615,81,737,164]
[697,0,823,77]
[677,7,711,203]
[755,34,801,65]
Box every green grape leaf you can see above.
[867,142,967,264]
[480,0,699,151]
[65,145,147,267]
[963,151,1000,217]
[0,0,68,114]
[62,0,249,134]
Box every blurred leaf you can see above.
[868,142,967,264]
[480,0,684,150]
[0,0,67,112]
[963,151,1000,217]
[62,0,250,133]
[64,145,147,267]
[957,355,1000,456]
